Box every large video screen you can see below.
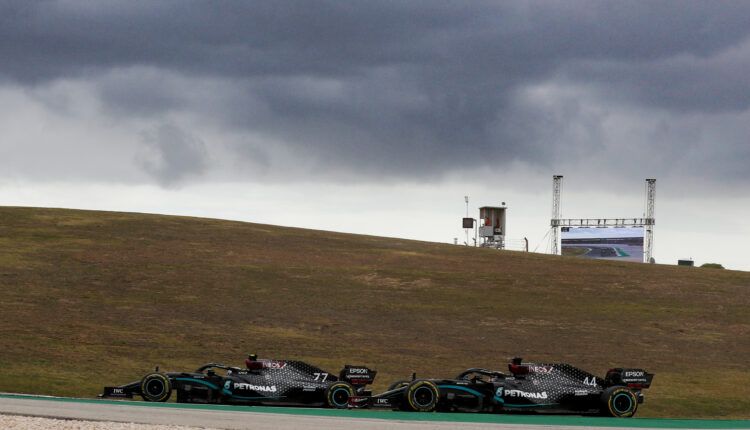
[561,227,644,263]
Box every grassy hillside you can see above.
[0,207,748,418]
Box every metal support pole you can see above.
[644,179,656,263]
[474,220,478,248]
[550,175,563,255]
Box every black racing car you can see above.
[352,357,653,417]
[101,355,376,408]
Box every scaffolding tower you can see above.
[550,176,656,263]
[643,179,656,263]
[550,175,563,255]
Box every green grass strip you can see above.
[1,393,748,429]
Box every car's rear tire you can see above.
[326,381,354,409]
[601,386,638,417]
[140,373,172,402]
[404,380,439,412]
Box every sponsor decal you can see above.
[574,390,588,396]
[111,388,124,395]
[345,368,372,380]
[233,382,277,392]
[223,381,231,390]
[261,360,287,369]
[495,387,503,397]
[505,389,548,399]
[375,398,391,405]
[348,396,368,406]
[624,370,644,377]
[527,365,554,374]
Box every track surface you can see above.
[1,394,748,430]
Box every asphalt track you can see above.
[1,394,749,430]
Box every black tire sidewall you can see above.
[326,381,354,409]
[405,380,439,412]
[140,373,172,402]
[602,386,638,417]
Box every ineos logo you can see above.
[261,361,287,369]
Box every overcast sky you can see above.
[1,1,749,270]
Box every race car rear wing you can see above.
[339,365,377,387]
[605,368,654,389]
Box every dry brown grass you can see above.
[0,207,748,418]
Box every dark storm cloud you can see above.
[138,124,208,186]
[3,1,749,81]
[97,69,187,116]
[2,0,750,182]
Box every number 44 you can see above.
[583,377,597,387]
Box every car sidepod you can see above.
[171,372,226,404]
[499,364,605,413]
[220,363,331,406]
[432,380,492,412]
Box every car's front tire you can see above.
[404,380,439,412]
[326,381,355,409]
[601,386,638,417]
[140,373,172,402]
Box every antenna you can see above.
[464,195,469,246]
